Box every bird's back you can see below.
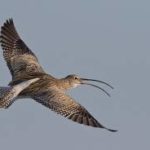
[9,73,57,97]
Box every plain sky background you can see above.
[0,0,149,150]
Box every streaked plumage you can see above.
[0,78,39,108]
[0,19,45,79]
[0,19,117,132]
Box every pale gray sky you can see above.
[0,0,150,150]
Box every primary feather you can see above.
[0,19,45,80]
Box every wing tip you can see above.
[67,112,117,132]
[105,128,118,132]
[4,18,14,26]
[1,18,15,36]
[1,18,14,35]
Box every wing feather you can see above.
[0,19,45,79]
[33,89,117,132]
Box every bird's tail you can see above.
[0,78,39,108]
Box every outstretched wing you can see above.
[33,89,117,132]
[0,78,39,108]
[0,19,45,79]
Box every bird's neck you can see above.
[57,79,73,91]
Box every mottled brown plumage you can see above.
[0,19,117,132]
[0,78,39,108]
[0,19,45,79]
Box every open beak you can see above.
[80,78,114,97]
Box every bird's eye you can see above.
[74,77,78,80]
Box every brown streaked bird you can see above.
[0,19,117,132]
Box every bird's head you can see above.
[64,74,114,97]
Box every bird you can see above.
[0,19,117,132]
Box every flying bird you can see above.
[0,19,117,132]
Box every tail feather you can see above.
[0,78,39,108]
[0,87,14,108]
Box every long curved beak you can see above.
[80,78,114,97]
